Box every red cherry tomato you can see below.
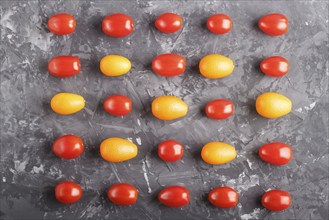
[55,181,82,204]
[258,14,288,36]
[205,99,234,120]
[48,56,81,78]
[207,14,232,34]
[48,14,76,35]
[107,183,138,206]
[152,54,186,77]
[208,186,239,208]
[155,13,183,34]
[262,190,291,211]
[158,140,184,162]
[260,56,289,77]
[259,142,292,166]
[103,95,132,116]
[158,186,190,207]
[52,134,84,159]
[102,14,134,37]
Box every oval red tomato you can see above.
[107,183,138,206]
[152,54,186,77]
[48,13,76,35]
[258,13,288,36]
[55,181,82,204]
[103,95,132,116]
[205,99,234,120]
[208,186,238,208]
[102,14,134,37]
[259,142,292,166]
[155,13,183,33]
[48,56,81,78]
[158,186,190,207]
[260,56,289,77]
[262,190,291,211]
[52,134,84,159]
[207,14,232,34]
[158,140,184,162]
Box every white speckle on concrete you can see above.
[136,137,142,145]
[142,160,152,193]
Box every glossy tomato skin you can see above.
[256,92,292,119]
[158,140,184,162]
[100,55,131,77]
[201,142,236,165]
[100,137,138,162]
[55,181,82,204]
[152,54,186,77]
[199,54,234,79]
[107,183,138,206]
[48,56,81,78]
[102,14,134,37]
[260,56,289,77]
[205,99,234,120]
[259,142,292,166]
[52,134,84,159]
[103,95,132,116]
[258,14,288,36]
[208,186,239,208]
[48,14,76,35]
[50,93,85,115]
[152,96,188,120]
[262,190,291,211]
[207,14,232,34]
[158,186,190,207]
[155,13,183,33]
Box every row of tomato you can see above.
[55,181,291,212]
[50,92,292,120]
[49,53,289,78]
[48,12,288,36]
[53,135,292,165]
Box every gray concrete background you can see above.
[0,0,328,219]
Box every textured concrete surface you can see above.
[0,0,328,219]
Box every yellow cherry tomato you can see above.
[100,55,131,76]
[50,93,85,115]
[256,92,292,118]
[152,96,188,120]
[100,137,138,162]
[199,54,234,79]
[201,142,236,165]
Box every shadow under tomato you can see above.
[150,144,159,161]
[202,192,211,206]
[151,188,162,205]
[42,100,53,115]
[42,17,50,34]
[253,18,261,33]
[40,186,63,210]
[145,61,153,73]
[200,104,209,118]
[201,17,208,31]
[87,140,102,159]
[254,58,265,77]
[40,60,49,74]
[85,56,101,77]
[91,16,104,36]
[187,63,201,77]
[191,147,202,161]
[42,139,58,160]
[246,98,259,118]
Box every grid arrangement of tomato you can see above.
[48,13,292,211]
